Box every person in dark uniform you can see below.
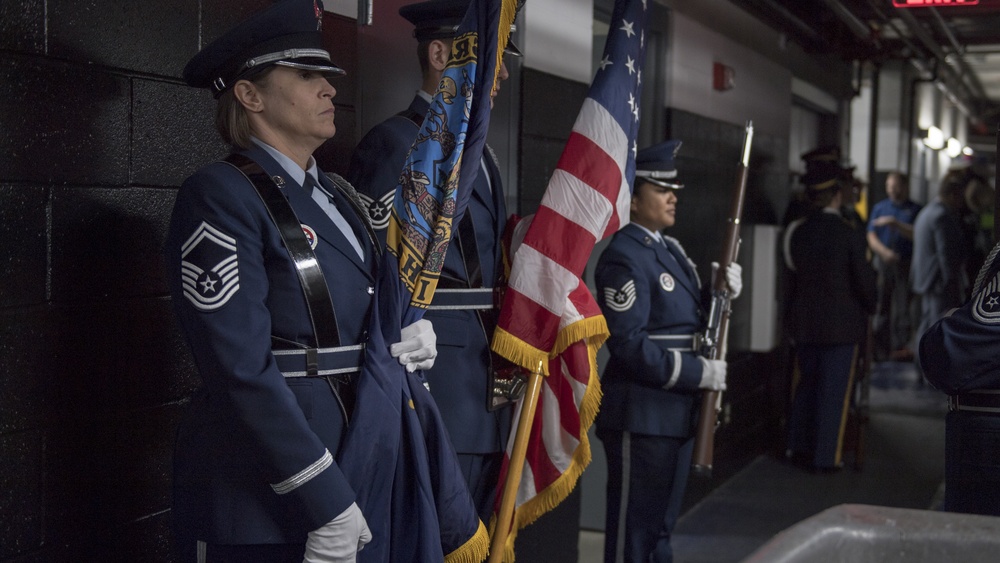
[167,1,437,561]
[782,165,876,472]
[595,140,742,563]
[346,0,517,523]
[782,145,841,227]
[919,238,1000,516]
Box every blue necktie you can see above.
[305,175,365,261]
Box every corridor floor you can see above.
[578,360,948,562]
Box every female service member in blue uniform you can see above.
[166,1,436,561]
[595,140,742,563]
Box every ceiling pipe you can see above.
[865,0,979,122]
[737,0,828,48]
[819,0,879,47]
[894,7,978,109]
[928,6,989,102]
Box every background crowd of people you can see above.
[780,144,999,521]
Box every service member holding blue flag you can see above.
[167,1,439,561]
[348,0,520,526]
[335,0,517,561]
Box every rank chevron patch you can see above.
[973,270,1000,325]
[180,221,240,312]
[357,189,395,231]
[604,279,637,312]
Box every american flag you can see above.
[489,0,649,558]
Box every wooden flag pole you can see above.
[487,363,545,563]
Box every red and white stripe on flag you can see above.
[493,98,631,368]
[489,0,649,559]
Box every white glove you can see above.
[389,319,437,372]
[711,261,743,300]
[698,358,727,391]
[727,263,743,299]
[303,502,372,562]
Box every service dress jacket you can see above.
[785,208,877,345]
[347,94,508,454]
[595,223,709,438]
[920,240,1000,393]
[166,145,377,544]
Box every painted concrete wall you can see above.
[522,0,594,84]
[667,11,791,139]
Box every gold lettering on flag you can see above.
[449,33,478,67]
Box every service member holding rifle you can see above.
[595,140,743,563]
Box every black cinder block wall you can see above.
[0,2,357,560]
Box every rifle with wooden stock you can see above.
[691,121,753,477]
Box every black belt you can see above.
[949,390,1000,414]
[273,345,365,380]
[427,288,495,310]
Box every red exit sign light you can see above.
[893,0,979,6]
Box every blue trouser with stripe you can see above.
[600,431,693,563]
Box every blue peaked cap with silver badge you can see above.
[635,139,684,189]
[183,0,344,97]
[399,0,523,56]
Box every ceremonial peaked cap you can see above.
[399,0,522,56]
[183,0,344,97]
[635,140,684,189]
[802,164,841,192]
[800,145,841,167]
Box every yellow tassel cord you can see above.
[494,0,517,89]
[445,519,490,563]
[491,317,609,562]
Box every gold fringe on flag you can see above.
[488,317,607,562]
[445,519,490,563]
[493,0,518,96]
[490,327,552,377]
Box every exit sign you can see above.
[893,0,979,6]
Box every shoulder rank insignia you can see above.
[357,189,395,231]
[180,221,240,312]
[973,270,1000,325]
[604,280,637,312]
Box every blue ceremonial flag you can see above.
[336,0,518,561]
